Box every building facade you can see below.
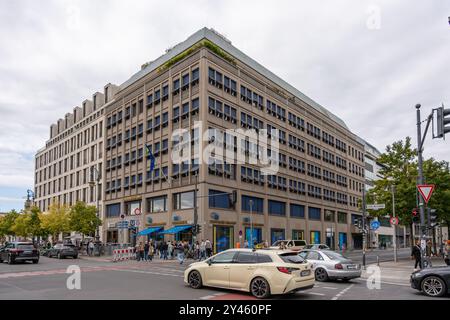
[34,83,119,240]
[362,140,410,248]
[101,28,366,252]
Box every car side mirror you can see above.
[207,259,212,266]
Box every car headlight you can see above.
[412,272,422,278]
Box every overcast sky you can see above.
[0,0,449,212]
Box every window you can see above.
[268,200,286,216]
[235,252,257,264]
[292,230,305,240]
[182,74,189,89]
[124,200,140,215]
[290,204,305,218]
[106,203,120,218]
[173,191,195,210]
[211,251,236,264]
[241,195,263,214]
[308,207,321,220]
[338,212,347,224]
[147,196,167,213]
[324,210,335,222]
[208,189,231,209]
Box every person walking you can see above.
[411,240,422,270]
[205,239,212,258]
[138,242,145,262]
[88,241,95,257]
[162,241,168,260]
[148,242,154,261]
[444,240,450,266]
[168,241,173,260]
[200,240,206,261]
[243,240,249,248]
[144,241,150,261]
[177,242,185,264]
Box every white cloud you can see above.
[0,0,449,204]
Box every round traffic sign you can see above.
[134,208,141,215]
[370,221,380,230]
[120,214,125,220]
[390,217,399,225]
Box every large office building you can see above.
[34,83,120,240]
[100,28,366,252]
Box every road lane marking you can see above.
[331,284,354,300]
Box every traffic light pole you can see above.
[192,173,198,244]
[362,187,367,268]
[416,104,432,269]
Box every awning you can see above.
[159,225,193,235]
[137,226,163,236]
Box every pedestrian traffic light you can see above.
[412,208,420,223]
[197,224,202,234]
[353,218,361,229]
[430,209,439,227]
[435,105,450,138]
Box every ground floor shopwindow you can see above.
[325,228,335,249]
[245,227,262,246]
[338,232,348,250]
[352,233,363,249]
[107,230,118,243]
[214,225,234,253]
[310,231,321,244]
[270,228,285,245]
[175,230,193,243]
[292,230,304,240]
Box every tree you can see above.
[40,203,70,242]
[68,201,101,238]
[0,210,19,240]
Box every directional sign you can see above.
[367,204,385,210]
[390,216,399,225]
[417,184,435,204]
[370,221,381,230]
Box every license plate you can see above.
[301,270,311,277]
[347,265,356,269]
[24,251,32,254]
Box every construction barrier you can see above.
[112,247,135,262]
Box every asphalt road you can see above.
[343,247,412,264]
[0,255,447,300]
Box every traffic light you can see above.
[430,209,439,227]
[435,105,450,138]
[228,190,237,207]
[197,224,202,234]
[412,208,420,223]
[353,218,361,229]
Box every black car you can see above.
[410,266,450,297]
[47,243,78,259]
[0,242,39,264]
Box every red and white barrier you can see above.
[112,247,135,262]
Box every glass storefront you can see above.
[325,228,335,249]
[175,229,193,243]
[292,230,305,240]
[213,225,234,253]
[106,230,118,243]
[310,231,321,244]
[245,227,262,246]
[338,232,348,250]
[270,228,285,245]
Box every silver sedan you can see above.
[298,249,361,282]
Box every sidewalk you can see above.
[361,257,447,285]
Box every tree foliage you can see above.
[69,201,101,237]
[40,203,70,240]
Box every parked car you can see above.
[304,244,330,250]
[47,243,78,259]
[410,266,450,297]
[0,242,39,264]
[299,249,361,282]
[184,248,315,298]
[269,240,307,251]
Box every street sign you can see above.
[390,217,399,225]
[239,230,243,236]
[134,208,141,215]
[120,214,125,220]
[417,184,435,204]
[117,221,129,229]
[370,221,381,230]
[130,220,136,227]
[367,204,385,210]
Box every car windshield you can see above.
[17,244,34,250]
[322,251,346,260]
[279,252,306,264]
[272,241,287,247]
[63,245,75,249]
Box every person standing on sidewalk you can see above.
[200,240,206,261]
[205,239,212,258]
[411,240,422,270]
[162,241,168,260]
[177,242,185,264]
[148,242,154,261]
[144,241,149,261]
[88,241,95,257]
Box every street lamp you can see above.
[391,184,397,263]
[89,166,101,242]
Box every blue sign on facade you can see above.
[370,221,381,230]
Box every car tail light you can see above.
[10,249,22,254]
[277,267,299,274]
[334,263,343,269]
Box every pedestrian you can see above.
[144,241,149,261]
[411,240,422,270]
[88,241,95,257]
[205,239,212,258]
[200,240,206,261]
[444,240,450,266]
[162,241,168,260]
[425,240,433,257]
[168,241,173,259]
[244,240,249,248]
[195,241,200,260]
[138,242,145,261]
[264,240,269,248]
[177,242,185,264]
[148,242,154,261]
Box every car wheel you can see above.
[421,276,446,297]
[315,268,329,282]
[188,270,203,289]
[250,277,271,299]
